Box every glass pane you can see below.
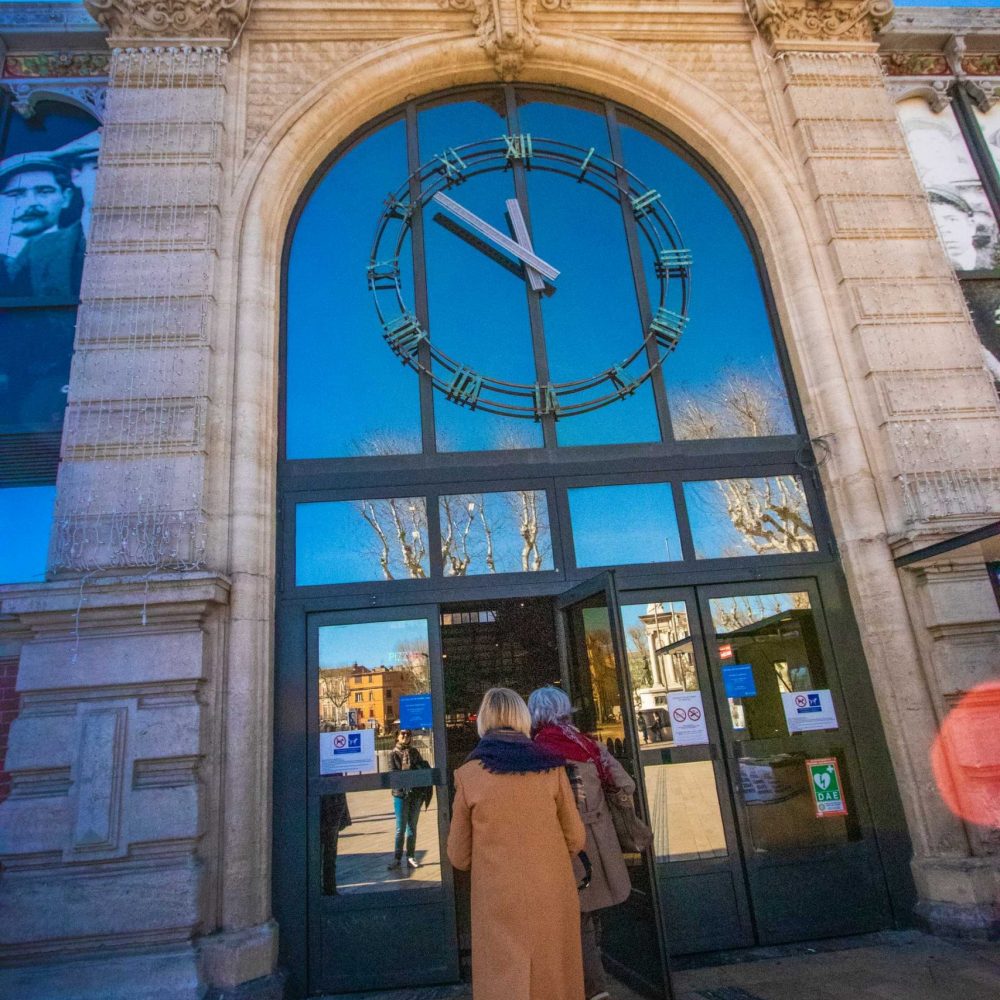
[975,101,1000,193]
[320,787,441,895]
[517,100,661,446]
[286,118,422,458]
[619,120,795,440]
[439,489,553,576]
[418,98,543,452]
[565,600,626,752]
[684,475,817,558]
[898,98,998,272]
[296,498,429,585]
[316,619,439,895]
[621,599,727,862]
[737,749,860,852]
[709,591,835,740]
[568,482,681,567]
[0,485,55,583]
[318,619,432,736]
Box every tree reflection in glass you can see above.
[684,476,817,559]
[439,489,552,576]
[296,498,429,585]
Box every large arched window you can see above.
[283,88,820,589]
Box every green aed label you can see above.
[806,757,848,818]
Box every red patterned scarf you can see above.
[533,722,614,789]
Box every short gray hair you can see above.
[528,686,572,729]
[477,687,532,738]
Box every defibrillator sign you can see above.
[806,757,848,818]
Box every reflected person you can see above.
[319,792,351,896]
[388,729,426,870]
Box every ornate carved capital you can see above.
[82,0,250,44]
[748,0,894,50]
[443,0,570,81]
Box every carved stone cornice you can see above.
[748,0,894,51]
[442,0,570,81]
[82,0,250,45]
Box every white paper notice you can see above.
[667,691,709,746]
[320,729,377,775]
[780,689,839,734]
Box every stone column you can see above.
[0,1,278,997]
[749,0,1000,935]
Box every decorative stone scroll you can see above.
[748,0,894,49]
[442,0,570,81]
[83,0,250,43]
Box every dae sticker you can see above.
[806,757,848,818]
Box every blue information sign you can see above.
[398,692,433,730]
[722,663,757,699]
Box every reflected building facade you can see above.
[1,2,1000,999]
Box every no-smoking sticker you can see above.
[672,707,687,723]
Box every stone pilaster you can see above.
[50,42,227,573]
[0,574,229,1000]
[751,0,1000,936]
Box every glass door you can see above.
[617,589,754,954]
[697,581,892,943]
[306,608,459,993]
[557,572,673,1000]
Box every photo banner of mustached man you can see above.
[0,121,99,438]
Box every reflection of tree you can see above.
[675,373,815,556]
[392,638,430,693]
[507,489,546,572]
[625,624,653,689]
[712,593,810,633]
[319,668,352,728]
[357,497,427,579]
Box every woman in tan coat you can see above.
[447,687,587,1000]
[530,686,635,1000]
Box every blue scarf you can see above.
[466,728,566,775]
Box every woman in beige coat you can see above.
[530,686,635,1000]
[447,687,587,1000]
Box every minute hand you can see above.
[432,192,560,283]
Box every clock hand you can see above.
[505,199,545,292]
[432,191,559,283]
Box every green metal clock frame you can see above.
[368,134,692,421]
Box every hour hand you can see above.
[431,191,559,284]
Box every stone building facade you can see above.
[0,1,998,998]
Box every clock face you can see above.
[368,134,691,420]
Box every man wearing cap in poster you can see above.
[0,129,99,300]
[0,152,74,297]
[52,130,100,242]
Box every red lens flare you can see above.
[930,681,1000,830]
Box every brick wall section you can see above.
[0,657,18,804]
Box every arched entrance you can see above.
[271,84,912,998]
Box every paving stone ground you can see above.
[317,931,1000,1000]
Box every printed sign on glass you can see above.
[806,757,849,818]
[722,663,757,699]
[320,728,377,775]
[398,692,433,730]
[780,688,839,734]
[666,690,709,745]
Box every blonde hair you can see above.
[476,687,532,738]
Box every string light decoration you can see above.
[52,45,225,573]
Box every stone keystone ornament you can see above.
[368,134,692,422]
